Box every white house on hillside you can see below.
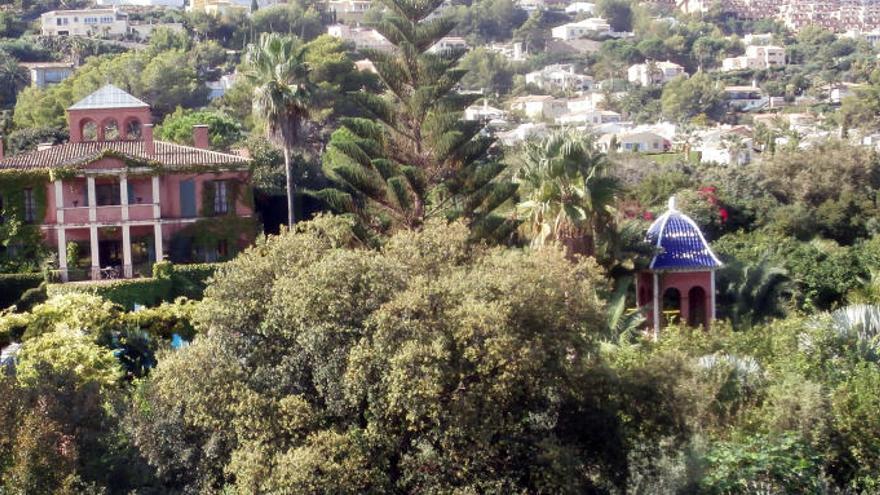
[721,45,785,71]
[697,126,754,165]
[509,95,567,120]
[551,18,627,40]
[556,109,621,125]
[427,36,468,54]
[564,1,595,14]
[327,24,393,52]
[464,100,508,121]
[525,64,594,92]
[627,60,686,86]
[41,8,129,36]
[598,131,669,153]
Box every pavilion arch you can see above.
[81,119,98,141]
[124,117,142,140]
[103,118,120,141]
[662,287,681,325]
[688,286,707,328]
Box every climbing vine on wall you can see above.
[169,216,260,263]
[0,170,50,272]
[200,177,252,218]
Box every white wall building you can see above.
[327,0,372,21]
[516,0,545,12]
[427,36,468,54]
[487,41,527,61]
[20,62,74,89]
[509,95,568,120]
[697,127,754,165]
[499,122,550,145]
[556,109,621,125]
[206,73,237,100]
[627,60,686,86]
[41,9,129,37]
[327,24,394,52]
[598,131,669,152]
[525,64,594,92]
[464,100,508,121]
[564,1,595,14]
[722,45,785,71]
[551,18,626,40]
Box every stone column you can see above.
[122,224,132,278]
[57,227,68,282]
[151,175,161,220]
[90,225,100,280]
[120,173,129,221]
[710,271,716,324]
[54,179,64,224]
[154,222,163,263]
[87,176,97,222]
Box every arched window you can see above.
[82,120,98,141]
[103,118,119,140]
[688,286,707,328]
[662,287,681,326]
[125,119,142,140]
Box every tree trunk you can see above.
[284,146,296,228]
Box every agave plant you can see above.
[813,304,880,362]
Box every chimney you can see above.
[143,124,155,156]
[37,142,53,151]
[193,125,210,150]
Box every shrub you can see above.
[47,278,172,310]
[165,263,221,300]
[16,284,47,313]
[122,299,198,341]
[0,273,44,309]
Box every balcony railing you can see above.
[60,203,159,224]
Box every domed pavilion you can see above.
[636,197,722,337]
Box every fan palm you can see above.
[243,33,313,227]
[716,257,792,328]
[515,130,619,257]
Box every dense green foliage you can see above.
[156,107,243,151]
[0,272,43,309]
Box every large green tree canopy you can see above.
[127,217,691,492]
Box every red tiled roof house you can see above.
[0,85,256,281]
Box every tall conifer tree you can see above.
[316,0,517,239]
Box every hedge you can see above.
[0,273,44,309]
[155,261,222,300]
[47,277,173,310]
[43,262,224,309]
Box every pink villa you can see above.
[637,198,722,335]
[0,85,255,281]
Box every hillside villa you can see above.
[0,85,255,282]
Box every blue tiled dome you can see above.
[646,198,722,271]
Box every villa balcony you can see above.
[60,203,158,226]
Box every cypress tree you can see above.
[315,0,517,240]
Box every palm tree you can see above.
[716,258,792,328]
[515,130,619,257]
[243,33,313,228]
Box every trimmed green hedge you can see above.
[47,278,173,310]
[168,263,221,299]
[43,262,224,309]
[0,273,44,309]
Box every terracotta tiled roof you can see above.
[0,140,248,171]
